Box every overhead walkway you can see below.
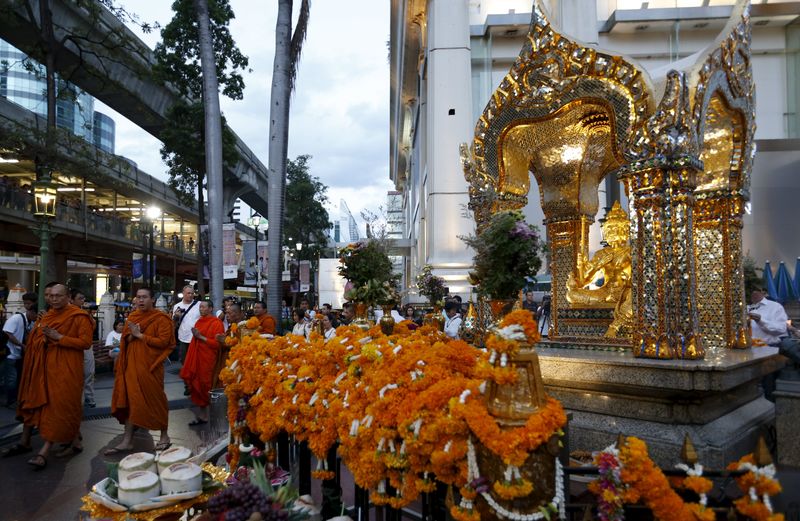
[0,0,270,216]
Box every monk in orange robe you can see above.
[8,284,94,469]
[106,287,175,454]
[253,300,276,334]
[180,300,224,425]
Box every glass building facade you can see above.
[93,111,115,154]
[0,39,114,151]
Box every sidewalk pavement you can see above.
[0,363,227,521]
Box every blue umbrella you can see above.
[794,258,800,300]
[763,261,778,301]
[775,262,797,304]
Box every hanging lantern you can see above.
[32,180,57,217]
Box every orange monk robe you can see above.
[111,309,175,431]
[258,313,276,335]
[17,304,94,443]
[179,315,224,408]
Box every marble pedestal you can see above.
[774,377,800,466]
[536,345,784,467]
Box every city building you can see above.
[0,39,116,154]
[332,199,361,244]
[390,0,800,296]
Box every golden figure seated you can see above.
[566,201,633,337]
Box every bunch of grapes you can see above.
[207,483,289,521]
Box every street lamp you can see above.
[33,175,58,310]
[144,205,161,288]
[247,215,268,302]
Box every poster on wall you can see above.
[200,224,240,279]
[132,253,155,283]
[242,241,269,286]
[299,260,311,293]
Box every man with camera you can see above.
[172,285,200,364]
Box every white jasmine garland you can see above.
[412,418,423,437]
[479,381,487,394]
[493,324,527,341]
[466,437,565,520]
[379,383,398,399]
[393,345,402,355]
[676,462,707,506]
[459,390,472,403]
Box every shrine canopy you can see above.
[763,261,778,301]
[794,258,800,299]
[775,261,798,304]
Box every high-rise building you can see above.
[0,39,115,153]
[93,111,115,154]
[332,199,361,244]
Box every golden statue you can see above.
[566,201,632,337]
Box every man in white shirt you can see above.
[444,301,462,339]
[172,285,201,363]
[747,288,788,346]
[2,292,37,406]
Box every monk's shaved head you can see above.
[47,284,70,310]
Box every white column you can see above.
[99,291,116,341]
[425,0,475,295]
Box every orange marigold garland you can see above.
[221,309,567,515]
[616,437,715,521]
[727,454,784,521]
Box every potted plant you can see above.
[339,240,399,329]
[462,210,543,317]
[416,264,448,330]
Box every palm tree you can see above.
[267,0,310,329]
[193,0,225,309]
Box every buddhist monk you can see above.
[180,300,224,425]
[212,301,245,388]
[253,300,276,334]
[106,287,175,455]
[2,283,94,469]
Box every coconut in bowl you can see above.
[118,470,160,507]
[118,452,157,481]
[160,462,203,495]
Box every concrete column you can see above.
[53,252,68,285]
[554,0,598,45]
[425,0,475,292]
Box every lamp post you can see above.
[248,215,268,302]
[144,205,162,289]
[33,171,58,311]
